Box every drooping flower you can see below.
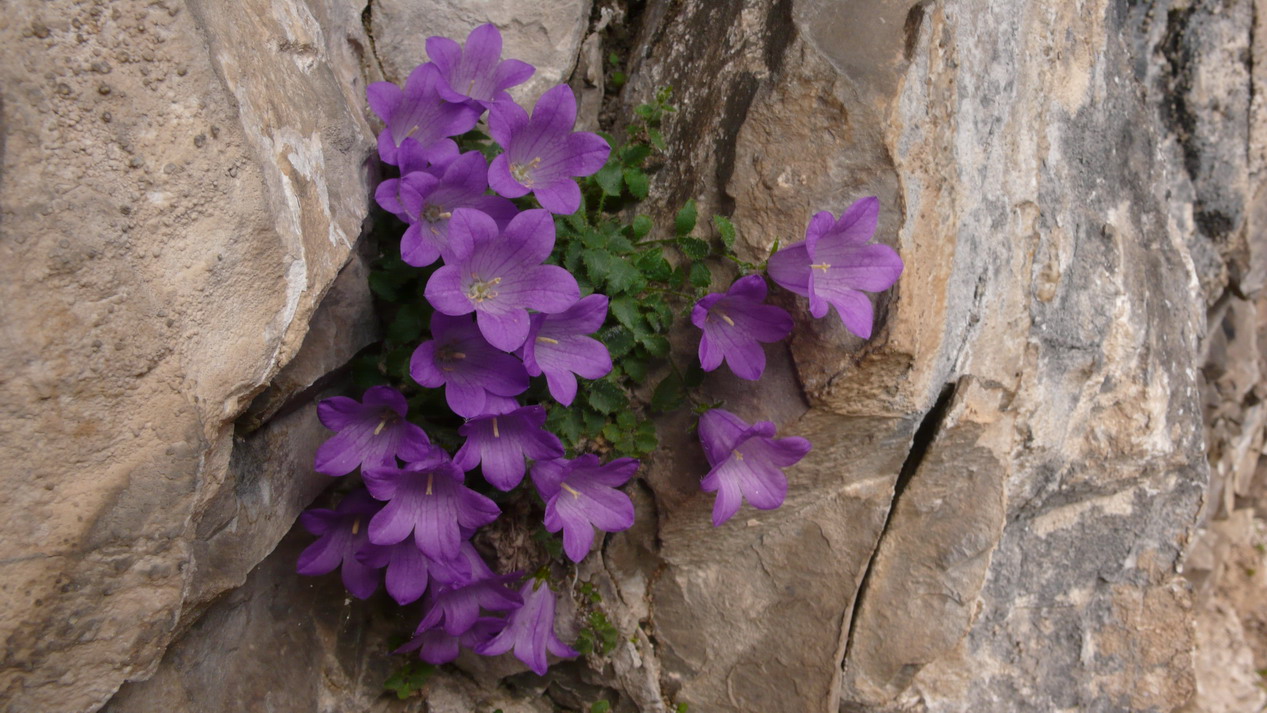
[454,405,564,491]
[313,385,432,476]
[396,616,505,665]
[362,452,501,563]
[521,294,613,406]
[691,274,793,381]
[766,197,903,339]
[476,578,579,675]
[697,409,811,527]
[367,63,481,166]
[410,312,530,418]
[296,489,384,599]
[534,455,638,562]
[487,85,610,214]
[426,23,535,109]
[356,539,432,606]
[425,208,580,351]
[427,540,492,588]
[417,571,524,636]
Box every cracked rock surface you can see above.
[5,1,1267,712]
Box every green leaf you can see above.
[623,167,649,199]
[635,103,655,120]
[586,380,626,415]
[384,661,436,700]
[634,249,672,282]
[675,199,698,236]
[689,262,712,288]
[647,127,666,151]
[600,326,635,357]
[386,302,426,344]
[623,357,648,383]
[678,236,710,259]
[610,296,643,331]
[620,144,652,167]
[640,334,670,357]
[606,258,646,293]
[713,214,737,250]
[595,164,624,197]
[651,372,686,412]
[634,421,658,453]
[611,71,626,87]
[592,701,612,713]
[631,215,653,239]
[582,249,615,282]
[608,51,620,66]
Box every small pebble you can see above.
[128,157,143,168]
[92,61,112,74]
[97,84,110,95]
[193,134,206,148]
[100,111,112,123]
[32,22,49,39]
[56,83,71,96]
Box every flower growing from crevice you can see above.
[313,385,432,476]
[368,63,482,166]
[767,196,903,338]
[487,84,610,214]
[426,23,535,109]
[417,571,523,636]
[410,312,530,418]
[534,455,638,562]
[697,408,811,527]
[357,539,432,606]
[295,489,384,599]
[521,294,613,405]
[454,405,564,490]
[691,274,793,381]
[397,617,505,665]
[475,578,579,675]
[425,208,580,351]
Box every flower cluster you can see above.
[296,22,905,683]
[298,25,633,676]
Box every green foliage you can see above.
[591,701,612,713]
[573,609,621,657]
[384,660,435,700]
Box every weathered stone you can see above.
[0,1,376,710]
[369,0,592,107]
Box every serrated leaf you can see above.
[623,167,649,199]
[595,164,624,197]
[592,702,612,713]
[623,357,648,382]
[621,144,652,166]
[678,236,709,259]
[580,226,607,250]
[631,215,653,239]
[675,199,697,236]
[610,296,642,331]
[640,334,670,357]
[607,232,634,253]
[549,406,584,444]
[651,373,686,412]
[634,249,672,282]
[647,127,666,151]
[689,262,712,288]
[587,380,626,415]
[561,212,587,234]
[600,325,635,357]
[582,408,607,434]
[606,258,646,293]
[713,214,737,250]
[582,249,615,282]
[634,421,658,453]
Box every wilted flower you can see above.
[476,578,578,675]
[767,197,903,338]
[313,385,432,476]
[534,455,638,562]
[487,85,610,214]
[425,208,579,351]
[697,409,811,526]
[691,274,793,381]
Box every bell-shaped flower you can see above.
[417,571,523,636]
[295,489,384,599]
[313,385,432,476]
[367,63,481,166]
[362,451,501,562]
[487,85,610,214]
[766,197,904,338]
[521,294,613,405]
[425,208,580,351]
[475,578,579,675]
[410,312,530,418]
[426,23,535,109]
[454,405,564,490]
[396,616,505,665]
[697,409,811,527]
[691,275,793,381]
[535,455,638,562]
[428,540,491,588]
[356,539,432,606]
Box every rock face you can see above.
[5,0,1265,712]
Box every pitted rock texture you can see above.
[0,1,377,711]
[8,0,1267,712]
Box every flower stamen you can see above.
[536,336,560,344]
[810,263,831,271]
[351,518,361,535]
[426,473,434,496]
[510,156,543,187]
[492,417,500,438]
[561,483,581,499]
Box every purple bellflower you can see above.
[487,85,610,214]
[521,294,613,406]
[766,197,904,339]
[357,539,433,606]
[313,385,432,476]
[476,578,579,675]
[397,617,505,665]
[418,572,524,636]
[697,409,811,527]
[367,63,481,166]
[427,540,492,588]
[425,208,580,351]
[296,489,384,599]
[426,23,535,109]
[534,455,638,562]
[362,452,501,563]
[410,312,530,418]
[691,274,793,381]
[454,405,564,491]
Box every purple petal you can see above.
[533,179,582,215]
[697,409,750,467]
[425,266,474,316]
[767,241,811,297]
[531,85,578,138]
[426,35,461,74]
[317,396,363,431]
[814,243,905,292]
[476,308,532,352]
[565,132,611,177]
[488,153,530,198]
